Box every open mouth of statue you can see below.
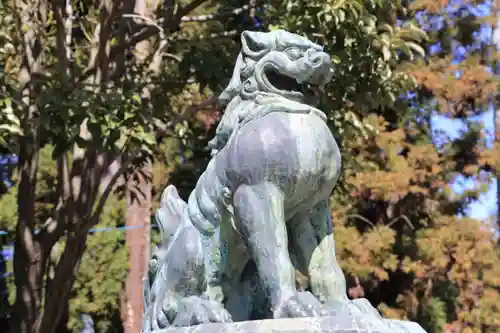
[264,68,319,97]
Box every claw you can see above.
[168,296,232,327]
[274,291,332,319]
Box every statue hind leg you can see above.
[232,182,331,319]
[144,225,233,331]
[288,200,348,304]
[143,186,232,332]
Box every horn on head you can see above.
[240,30,274,59]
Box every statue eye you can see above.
[286,47,304,59]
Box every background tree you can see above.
[491,3,500,234]
[0,0,251,331]
[0,146,129,333]
[331,1,500,332]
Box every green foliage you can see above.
[0,187,17,310]
[69,196,127,333]
[419,298,447,333]
[0,188,17,242]
[319,2,500,332]
[0,146,128,332]
[266,0,426,127]
[0,99,21,150]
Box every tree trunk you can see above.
[12,0,47,328]
[33,234,88,333]
[12,133,44,333]
[0,245,9,331]
[121,1,157,330]
[12,236,45,333]
[122,160,152,333]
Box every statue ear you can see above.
[218,52,244,105]
[241,30,273,58]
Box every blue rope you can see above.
[88,224,147,233]
[0,223,158,236]
[0,224,159,279]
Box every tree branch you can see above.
[175,0,206,21]
[78,26,158,85]
[51,0,72,83]
[34,232,88,333]
[38,152,73,243]
[95,0,120,83]
[89,155,132,229]
[172,30,239,44]
[387,215,414,230]
[123,13,164,33]
[78,0,248,84]
[153,96,219,137]
[181,4,253,22]
[82,0,121,85]
[112,0,136,81]
[347,214,376,229]
[122,13,182,64]
[84,151,108,219]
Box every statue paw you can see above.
[273,291,333,319]
[325,298,383,319]
[171,296,233,327]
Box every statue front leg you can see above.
[232,182,331,319]
[288,200,348,304]
[290,201,408,324]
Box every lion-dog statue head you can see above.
[209,30,334,155]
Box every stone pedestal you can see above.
[154,299,427,333]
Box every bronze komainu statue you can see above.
[142,30,427,333]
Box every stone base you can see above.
[154,299,427,333]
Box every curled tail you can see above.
[156,185,187,246]
[186,158,232,235]
[143,157,230,332]
[143,185,187,325]
[143,163,230,324]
